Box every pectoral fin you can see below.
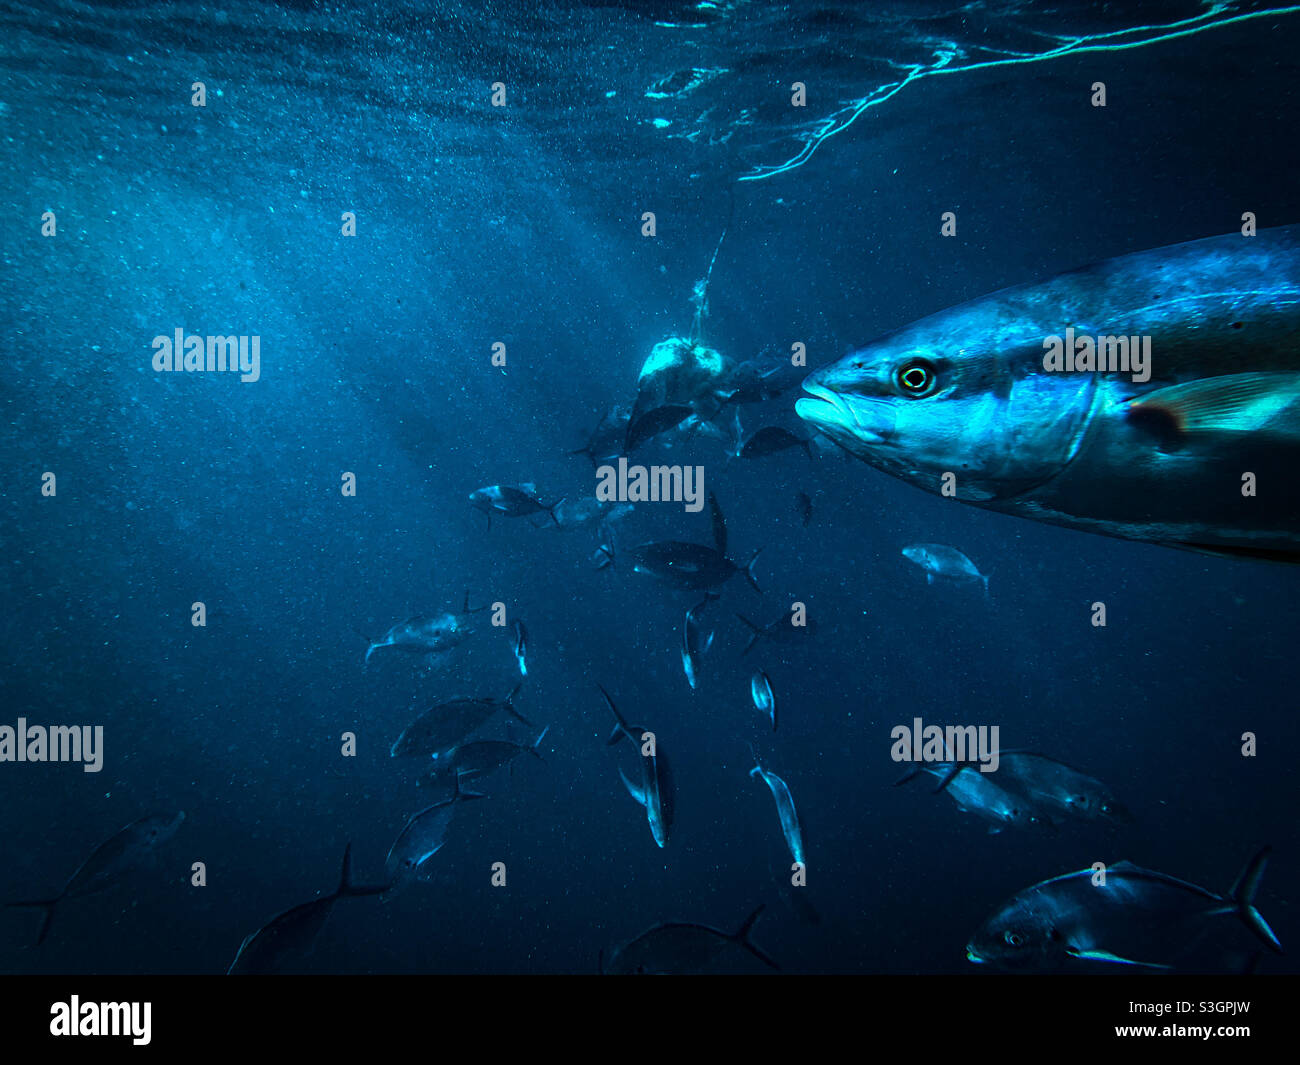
[1065,945,1172,969]
[618,766,648,810]
[1125,372,1300,445]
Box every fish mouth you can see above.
[795,381,891,446]
[965,945,986,964]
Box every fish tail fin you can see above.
[892,767,921,787]
[5,897,60,946]
[982,574,990,599]
[735,613,763,655]
[452,770,489,803]
[743,548,764,594]
[336,843,386,898]
[502,684,533,727]
[545,497,567,526]
[1230,846,1283,953]
[599,684,631,745]
[734,905,780,970]
[364,643,375,667]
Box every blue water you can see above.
[2,0,1298,973]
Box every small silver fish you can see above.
[749,671,776,731]
[901,543,989,595]
[750,754,804,866]
[680,595,716,691]
[512,619,528,678]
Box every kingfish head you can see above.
[900,545,935,572]
[796,305,1101,502]
[965,893,1063,969]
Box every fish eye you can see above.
[895,358,938,398]
[1003,930,1026,948]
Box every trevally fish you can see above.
[227,844,387,974]
[628,492,762,593]
[382,776,487,898]
[797,225,1300,563]
[750,671,776,731]
[967,847,1283,971]
[718,356,799,405]
[735,611,819,655]
[548,497,634,531]
[680,593,718,690]
[901,544,989,594]
[625,403,694,453]
[600,685,673,849]
[391,684,531,759]
[990,751,1131,824]
[602,904,779,974]
[750,753,805,866]
[420,727,549,789]
[6,811,185,946]
[629,540,763,593]
[511,619,528,678]
[364,591,484,666]
[737,426,812,460]
[570,406,630,466]
[468,483,564,529]
[895,762,1045,833]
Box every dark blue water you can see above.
[2,0,1298,974]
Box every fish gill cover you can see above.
[0,0,1298,997]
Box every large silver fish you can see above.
[6,812,185,945]
[991,751,1131,825]
[600,685,673,849]
[602,904,778,974]
[895,762,1044,834]
[967,847,1282,971]
[364,591,485,666]
[750,754,805,865]
[382,776,486,898]
[390,684,530,759]
[228,844,387,974]
[797,226,1300,562]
